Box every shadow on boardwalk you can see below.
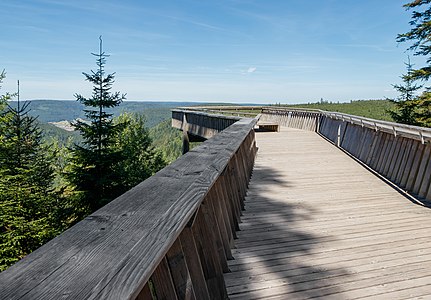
[225,163,352,299]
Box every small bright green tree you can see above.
[69,37,126,213]
[0,81,60,270]
[389,57,423,125]
[112,113,166,191]
[411,91,431,127]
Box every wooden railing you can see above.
[260,108,321,131]
[184,106,431,203]
[0,112,258,299]
[319,111,431,203]
[172,109,242,140]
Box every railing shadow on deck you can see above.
[225,152,351,299]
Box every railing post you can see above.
[182,113,190,154]
[182,131,190,154]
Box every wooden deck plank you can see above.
[224,127,431,299]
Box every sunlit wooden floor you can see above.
[224,127,431,299]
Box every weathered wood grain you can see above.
[152,257,178,300]
[225,127,431,299]
[179,227,211,300]
[166,239,196,300]
[0,114,257,300]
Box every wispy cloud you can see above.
[336,43,395,52]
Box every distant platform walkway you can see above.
[224,128,431,299]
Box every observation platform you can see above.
[3,107,431,300]
[225,127,431,299]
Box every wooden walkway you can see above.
[224,128,431,299]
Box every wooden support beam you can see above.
[135,282,153,300]
[182,130,190,155]
[192,206,228,300]
[179,228,211,300]
[151,257,178,300]
[166,239,196,300]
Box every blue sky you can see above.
[0,0,419,103]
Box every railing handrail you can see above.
[179,106,431,138]
[180,105,431,142]
[171,108,244,120]
[319,110,431,141]
[0,110,257,300]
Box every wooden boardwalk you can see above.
[224,128,431,299]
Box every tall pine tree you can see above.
[69,37,126,213]
[0,81,59,271]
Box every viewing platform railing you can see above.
[182,106,431,203]
[1,105,431,299]
[0,111,258,300]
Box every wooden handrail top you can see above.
[177,106,431,142]
[178,106,431,139]
[0,116,257,300]
[261,107,431,140]
[171,108,243,121]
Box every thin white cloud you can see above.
[247,67,257,73]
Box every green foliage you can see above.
[395,1,431,127]
[112,112,167,191]
[389,58,423,125]
[39,122,82,146]
[0,70,15,106]
[410,91,431,126]
[397,0,431,82]
[68,38,126,213]
[0,98,61,271]
[149,120,183,163]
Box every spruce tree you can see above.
[396,1,431,126]
[397,0,431,81]
[0,81,59,270]
[389,57,423,125]
[69,37,126,213]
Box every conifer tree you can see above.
[0,81,59,270]
[396,1,431,126]
[389,57,423,125]
[397,0,431,81]
[69,37,126,213]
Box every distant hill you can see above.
[8,100,205,128]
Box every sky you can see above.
[0,0,422,104]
